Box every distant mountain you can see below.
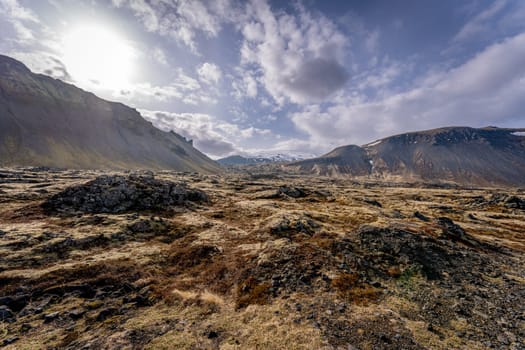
[218,153,310,166]
[0,55,221,172]
[289,145,371,176]
[288,126,525,186]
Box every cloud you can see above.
[152,47,168,65]
[281,57,349,101]
[239,1,349,105]
[353,61,407,92]
[117,67,219,105]
[197,62,222,84]
[0,0,39,42]
[140,110,236,156]
[111,0,350,104]
[453,0,508,42]
[140,109,273,157]
[43,56,72,81]
[7,51,72,81]
[112,0,234,53]
[260,137,321,157]
[112,0,158,31]
[0,0,39,22]
[231,70,258,99]
[291,32,525,149]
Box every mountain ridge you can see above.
[0,54,221,173]
[289,126,525,186]
[217,153,312,166]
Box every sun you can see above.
[62,24,136,90]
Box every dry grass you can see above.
[332,273,382,305]
[236,276,272,309]
[171,288,225,307]
[1,169,524,349]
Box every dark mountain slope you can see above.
[0,55,221,173]
[288,145,371,176]
[289,126,525,186]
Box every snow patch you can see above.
[366,140,382,147]
[250,152,316,162]
[512,132,525,136]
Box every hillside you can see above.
[0,55,221,173]
[289,126,525,186]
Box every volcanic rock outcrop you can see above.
[42,174,208,214]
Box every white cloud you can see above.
[291,32,525,149]
[231,70,258,99]
[197,62,222,84]
[112,0,232,53]
[453,0,508,42]
[7,51,72,81]
[239,1,349,105]
[353,61,407,92]
[0,0,40,42]
[242,21,264,42]
[0,0,39,22]
[140,110,236,156]
[140,109,273,157]
[116,67,219,105]
[152,47,168,65]
[11,20,33,40]
[266,137,322,157]
[112,0,159,32]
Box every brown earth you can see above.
[0,168,524,349]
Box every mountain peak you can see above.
[289,126,525,186]
[0,54,221,172]
[0,54,31,74]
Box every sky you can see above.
[1,0,525,158]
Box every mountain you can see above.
[217,153,311,166]
[288,126,525,186]
[288,145,371,176]
[0,55,221,173]
[217,155,262,166]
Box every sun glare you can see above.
[62,24,135,90]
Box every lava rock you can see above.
[42,174,208,214]
[364,198,382,207]
[278,186,308,198]
[414,211,430,221]
[68,309,86,320]
[0,294,29,312]
[96,307,118,321]
[2,336,19,346]
[504,196,525,210]
[268,214,319,237]
[0,306,14,321]
[43,311,59,323]
[437,217,479,247]
[207,331,219,339]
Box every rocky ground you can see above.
[0,168,524,349]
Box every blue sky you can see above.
[1,0,525,158]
